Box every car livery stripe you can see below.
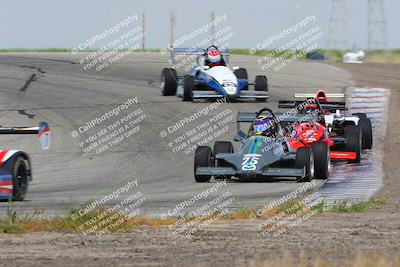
[0,150,18,167]
[244,137,263,171]
[0,150,8,167]
[0,175,13,198]
[247,137,261,155]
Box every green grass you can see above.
[308,198,387,213]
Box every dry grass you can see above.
[0,197,386,234]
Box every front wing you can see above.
[192,90,269,100]
[196,166,305,178]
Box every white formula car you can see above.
[160,45,269,102]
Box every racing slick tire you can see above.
[353,113,367,119]
[194,146,213,182]
[213,141,234,168]
[161,68,178,96]
[183,75,194,101]
[358,118,373,149]
[295,147,314,182]
[233,68,248,90]
[345,125,362,163]
[311,142,330,180]
[12,156,29,201]
[254,75,268,102]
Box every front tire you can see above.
[12,156,29,201]
[345,125,362,163]
[295,147,314,182]
[312,142,330,180]
[160,68,178,96]
[254,75,268,102]
[358,118,373,149]
[233,68,248,90]
[183,75,194,101]
[194,146,213,182]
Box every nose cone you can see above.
[239,136,282,170]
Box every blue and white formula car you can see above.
[160,45,269,102]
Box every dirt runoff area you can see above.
[0,63,399,267]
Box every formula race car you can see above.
[279,90,373,149]
[160,45,269,102]
[0,122,50,201]
[193,108,331,183]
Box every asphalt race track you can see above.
[0,52,354,215]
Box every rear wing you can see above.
[0,122,50,149]
[294,93,344,98]
[278,100,346,112]
[170,47,230,64]
[319,102,346,112]
[237,112,257,123]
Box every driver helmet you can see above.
[254,115,277,137]
[207,49,222,66]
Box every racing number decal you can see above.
[242,154,262,171]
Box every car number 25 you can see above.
[242,154,262,171]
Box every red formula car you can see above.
[278,96,362,163]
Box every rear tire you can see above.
[12,156,29,201]
[213,141,234,167]
[194,146,213,182]
[295,147,314,182]
[345,125,362,163]
[160,68,177,96]
[233,68,248,90]
[254,75,268,102]
[358,118,373,149]
[311,142,330,180]
[183,75,194,101]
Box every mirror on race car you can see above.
[233,130,246,142]
[38,121,51,150]
[232,66,240,70]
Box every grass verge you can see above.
[0,197,386,234]
[1,48,400,63]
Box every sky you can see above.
[1,0,398,49]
